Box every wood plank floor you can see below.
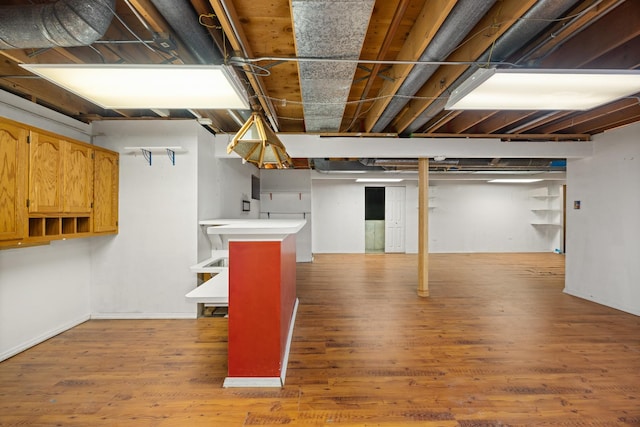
[1,253,639,426]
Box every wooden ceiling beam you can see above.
[583,35,640,69]
[473,111,538,134]
[569,103,640,134]
[536,98,640,134]
[438,111,498,134]
[504,111,573,134]
[410,133,591,141]
[209,0,280,128]
[362,0,458,132]
[515,0,622,65]
[393,0,539,134]
[538,0,640,68]
[343,0,412,132]
[422,109,462,133]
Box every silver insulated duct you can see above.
[292,0,375,132]
[0,0,116,50]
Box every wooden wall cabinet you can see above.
[93,148,119,234]
[1,117,119,249]
[28,132,64,214]
[63,140,94,214]
[0,120,28,242]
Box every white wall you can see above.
[309,178,564,254]
[429,182,563,253]
[216,158,260,219]
[260,169,313,261]
[565,123,640,316]
[0,91,93,361]
[312,180,366,253]
[89,124,260,318]
[0,240,92,361]
[197,126,221,259]
[90,121,200,318]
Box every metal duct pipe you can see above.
[0,0,115,49]
[149,0,224,64]
[370,0,497,133]
[404,0,581,135]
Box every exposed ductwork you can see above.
[0,0,116,50]
[369,0,497,133]
[148,0,224,65]
[403,0,582,135]
[313,158,567,173]
[292,0,375,132]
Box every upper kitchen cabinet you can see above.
[1,117,119,249]
[28,131,63,214]
[93,147,119,234]
[0,119,28,242]
[63,141,94,214]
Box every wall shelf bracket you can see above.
[124,146,185,166]
[166,148,176,166]
[141,149,152,166]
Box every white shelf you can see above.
[185,269,228,305]
[123,146,186,153]
[123,146,186,165]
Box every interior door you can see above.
[385,186,405,253]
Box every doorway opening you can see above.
[365,187,385,253]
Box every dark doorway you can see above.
[365,187,385,220]
[365,187,385,252]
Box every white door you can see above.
[385,186,405,253]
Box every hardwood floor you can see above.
[1,253,639,426]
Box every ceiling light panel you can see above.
[20,64,250,109]
[446,68,640,111]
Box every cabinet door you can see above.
[29,132,63,213]
[0,120,28,241]
[93,149,119,233]
[63,141,93,213]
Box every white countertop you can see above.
[200,219,306,237]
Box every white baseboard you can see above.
[0,314,90,362]
[90,312,197,320]
[223,298,299,388]
[563,288,640,317]
[223,376,283,388]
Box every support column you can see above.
[418,158,429,297]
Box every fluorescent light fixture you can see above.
[446,68,640,111]
[355,178,404,183]
[19,63,250,109]
[488,179,544,183]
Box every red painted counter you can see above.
[201,219,305,387]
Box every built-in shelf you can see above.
[529,186,563,228]
[28,216,92,239]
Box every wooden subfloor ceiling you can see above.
[1,253,639,426]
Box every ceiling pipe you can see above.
[0,0,115,49]
[148,0,224,65]
[216,0,280,131]
[369,0,497,133]
[344,0,411,132]
[404,0,582,135]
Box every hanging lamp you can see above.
[227,112,292,169]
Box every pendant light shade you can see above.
[227,113,292,169]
